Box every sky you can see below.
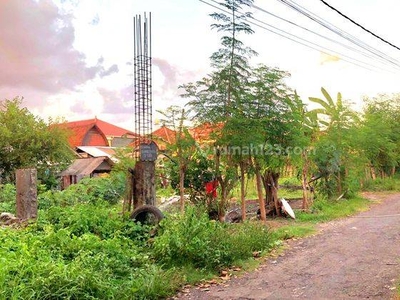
[1,0,400,131]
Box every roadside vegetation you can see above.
[1,0,400,298]
[0,177,275,299]
[0,174,375,299]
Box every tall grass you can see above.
[153,206,273,270]
[0,201,276,299]
[361,177,400,192]
[0,202,182,299]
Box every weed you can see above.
[272,224,315,240]
[153,206,273,270]
[0,184,16,213]
[296,196,370,223]
[361,177,400,192]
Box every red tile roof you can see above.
[152,126,177,150]
[60,123,108,147]
[64,118,137,137]
[56,118,140,147]
[152,126,176,143]
[189,122,224,143]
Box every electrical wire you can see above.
[206,0,399,72]
[278,0,398,65]
[319,0,400,52]
[251,4,399,69]
[277,0,400,69]
[200,0,395,73]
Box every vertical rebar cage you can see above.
[134,13,152,159]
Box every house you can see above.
[60,118,138,148]
[56,118,138,189]
[76,146,119,162]
[189,122,224,144]
[59,157,114,189]
[148,122,225,150]
[151,125,177,151]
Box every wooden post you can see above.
[16,168,37,220]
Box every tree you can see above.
[308,87,358,197]
[284,91,318,210]
[182,0,308,221]
[181,0,257,221]
[246,66,305,217]
[359,94,400,180]
[158,106,198,213]
[182,0,256,122]
[0,97,73,185]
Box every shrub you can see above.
[223,221,273,259]
[0,183,16,213]
[0,226,165,299]
[130,265,184,299]
[153,206,273,270]
[38,176,124,209]
[0,203,180,299]
[361,177,400,191]
[38,203,150,241]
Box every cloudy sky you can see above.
[1,0,399,130]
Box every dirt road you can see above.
[178,193,400,299]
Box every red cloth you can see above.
[205,180,218,198]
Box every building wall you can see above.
[82,127,108,146]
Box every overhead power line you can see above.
[319,0,400,52]
[277,0,400,69]
[251,4,396,69]
[199,0,396,73]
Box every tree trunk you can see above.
[301,152,310,210]
[271,173,281,217]
[263,170,281,216]
[263,172,273,206]
[370,166,376,180]
[179,166,185,213]
[255,160,266,222]
[218,181,228,222]
[214,147,237,222]
[215,147,226,222]
[337,170,342,195]
[301,161,309,209]
[123,170,134,215]
[239,160,247,221]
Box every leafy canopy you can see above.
[0,97,73,184]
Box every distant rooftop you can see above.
[64,118,137,137]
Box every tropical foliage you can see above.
[0,97,73,186]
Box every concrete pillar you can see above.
[133,161,156,208]
[16,168,37,220]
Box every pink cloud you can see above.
[99,86,133,115]
[152,57,199,99]
[0,0,116,93]
[153,57,178,91]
